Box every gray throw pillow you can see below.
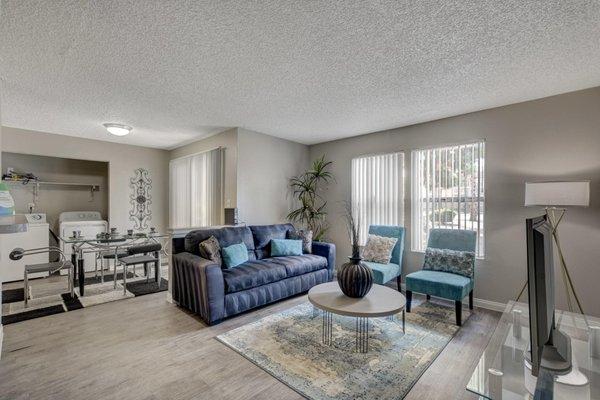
[287,229,313,253]
[199,236,222,267]
[362,234,397,264]
[423,248,475,278]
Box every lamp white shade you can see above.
[524,181,590,207]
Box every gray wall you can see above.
[170,128,238,211]
[1,152,109,234]
[170,127,309,227]
[1,127,170,234]
[309,87,600,315]
[237,128,309,225]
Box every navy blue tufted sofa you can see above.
[171,223,335,325]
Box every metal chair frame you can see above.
[11,246,74,307]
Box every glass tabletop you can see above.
[466,301,600,399]
[60,232,169,244]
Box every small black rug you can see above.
[2,305,65,325]
[2,273,168,325]
[126,278,168,296]
[2,288,25,304]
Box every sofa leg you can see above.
[426,294,431,300]
[396,275,402,293]
[469,290,474,310]
[455,301,462,326]
[406,290,412,313]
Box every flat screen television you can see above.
[526,214,572,377]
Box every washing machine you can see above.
[0,213,50,282]
[59,211,108,273]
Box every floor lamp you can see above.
[516,181,590,316]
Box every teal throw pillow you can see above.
[222,242,249,268]
[270,239,303,257]
[423,248,475,278]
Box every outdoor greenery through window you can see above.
[351,152,404,245]
[411,141,485,257]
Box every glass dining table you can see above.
[59,232,169,296]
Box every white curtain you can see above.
[351,152,404,245]
[411,141,485,257]
[169,148,223,228]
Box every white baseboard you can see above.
[473,298,506,312]
[399,282,506,312]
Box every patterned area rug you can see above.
[2,269,168,325]
[217,302,470,400]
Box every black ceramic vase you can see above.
[337,257,373,298]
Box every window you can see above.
[411,141,485,257]
[351,152,404,245]
[169,148,223,228]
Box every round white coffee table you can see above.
[308,282,406,353]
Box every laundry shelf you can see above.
[3,179,100,191]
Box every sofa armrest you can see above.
[312,241,336,280]
[172,252,225,324]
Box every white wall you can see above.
[309,87,600,316]
[237,128,309,225]
[1,127,170,233]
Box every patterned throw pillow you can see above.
[362,234,398,264]
[199,236,222,267]
[423,248,475,278]
[287,229,313,253]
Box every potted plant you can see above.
[337,202,373,298]
[287,155,333,241]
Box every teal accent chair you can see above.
[363,225,405,291]
[405,229,477,326]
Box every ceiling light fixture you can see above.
[103,123,132,136]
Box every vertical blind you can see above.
[169,148,223,228]
[351,152,404,245]
[411,141,485,257]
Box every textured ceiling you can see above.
[1,1,600,149]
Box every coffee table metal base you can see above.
[320,309,406,353]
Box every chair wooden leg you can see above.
[469,290,474,310]
[396,275,402,293]
[426,294,431,300]
[406,290,412,312]
[24,271,29,307]
[455,301,462,326]
[123,264,128,295]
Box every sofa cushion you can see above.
[222,259,288,293]
[406,270,473,301]
[185,226,256,261]
[250,224,294,259]
[266,254,328,278]
[222,243,249,269]
[270,239,303,257]
[362,261,400,285]
[224,269,329,317]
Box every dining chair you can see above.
[9,246,74,307]
[115,243,162,294]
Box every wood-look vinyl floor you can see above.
[0,290,499,400]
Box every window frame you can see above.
[410,140,486,259]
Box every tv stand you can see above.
[524,328,573,377]
[467,301,598,399]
